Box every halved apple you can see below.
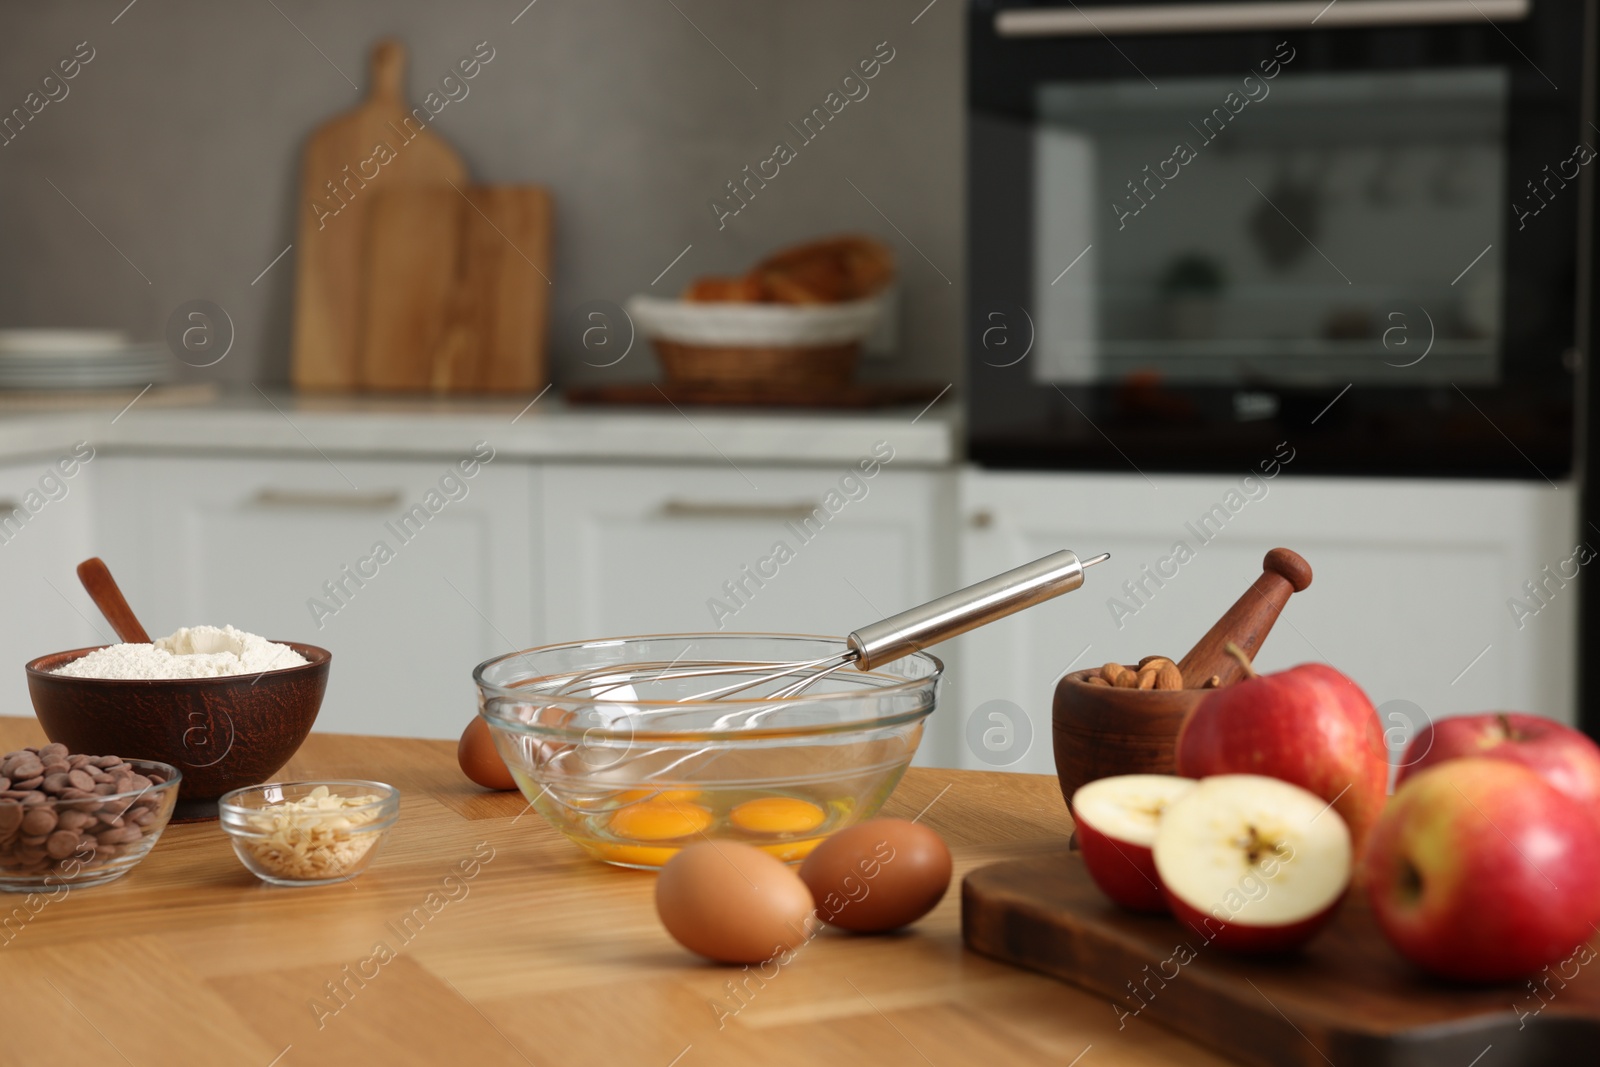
[1071,774,1195,912]
[1152,774,1352,953]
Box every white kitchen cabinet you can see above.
[0,449,100,714]
[540,461,962,766]
[90,453,536,740]
[950,468,1579,776]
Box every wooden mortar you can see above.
[1052,548,1312,808]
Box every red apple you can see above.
[1071,774,1195,912]
[1397,712,1600,822]
[1363,757,1600,982]
[1153,774,1352,954]
[1176,651,1386,854]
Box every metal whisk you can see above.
[553,549,1109,704]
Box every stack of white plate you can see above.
[0,331,175,390]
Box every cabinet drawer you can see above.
[92,453,536,739]
[954,469,1577,775]
[542,462,959,765]
[0,448,99,712]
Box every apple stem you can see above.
[1496,712,1518,741]
[1224,642,1259,680]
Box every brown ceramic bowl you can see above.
[24,643,330,822]
[1052,669,1205,811]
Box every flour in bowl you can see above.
[52,625,308,680]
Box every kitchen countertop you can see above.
[0,716,1227,1067]
[0,388,961,468]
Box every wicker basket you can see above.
[653,340,860,388]
[627,295,882,390]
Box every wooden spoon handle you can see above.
[1177,548,1311,687]
[76,557,151,644]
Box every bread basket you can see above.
[625,295,886,388]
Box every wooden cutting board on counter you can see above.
[360,185,551,392]
[290,38,467,391]
[963,850,1600,1067]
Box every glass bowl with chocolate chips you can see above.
[0,744,181,892]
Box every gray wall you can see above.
[0,0,963,388]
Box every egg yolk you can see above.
[609,799,712,841]
[730,797,827,835]
[587,841,684,867]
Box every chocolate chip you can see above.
[7,757,42,781]
[45,830,79,859]
[66,769,94,792]
[21,808,57,836]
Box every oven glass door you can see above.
[969,0,1586,476]
[1034,65,1505,387]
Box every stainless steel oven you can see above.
[968,0,1593,476]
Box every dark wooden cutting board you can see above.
[563,381,947,408]
[963,849,1600,1067]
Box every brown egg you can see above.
[656,841,816,964]
[457,716,516,791]
[799,818,952,932]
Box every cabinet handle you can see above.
[659,499,823,521]
[0,499,20,514]
[996,0,1528,36]
[249,489,405,511]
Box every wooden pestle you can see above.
[1177,548,1311,688]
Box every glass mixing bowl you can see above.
[473,634,941,869]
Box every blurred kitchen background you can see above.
[0,0,962,385]
[0,0,1592,769]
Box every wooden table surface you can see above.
[0,716,1232,1067]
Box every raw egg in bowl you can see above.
[472,633,941,869]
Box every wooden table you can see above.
[0,717,1231,1067]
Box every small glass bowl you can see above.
[218,780,398,887]
[0,759,181,892]
[475,633,941,870]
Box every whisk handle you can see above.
[846,549,1098,670]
